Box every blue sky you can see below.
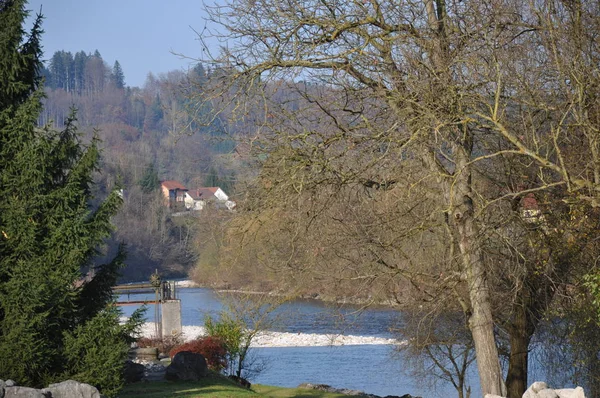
[26,0,217,87]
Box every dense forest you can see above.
[39,49,240,281]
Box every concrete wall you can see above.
[161,299,182,338]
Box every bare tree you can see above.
[188,0,600,396]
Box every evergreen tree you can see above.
[73,50,88,94]
[138,163,160,193]
[111,60,125,89]
[147,93,163,129]
[0,2,141,394]
[48,50,74,91]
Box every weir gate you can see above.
[113,274,182,339]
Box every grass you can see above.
[119,372,359,398]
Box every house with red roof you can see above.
[160,180,188,209]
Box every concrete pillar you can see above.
[161,299,182,337]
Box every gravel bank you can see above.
[139,322,401,347]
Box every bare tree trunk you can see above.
[506,303,531,398]
[453,149,506,397]
[462,230,506,397]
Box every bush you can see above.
[62,306,144,398]
[169,337,228,372]
[137,334,182,356]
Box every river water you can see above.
[119,287,480,397]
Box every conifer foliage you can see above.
[0,1,141,395]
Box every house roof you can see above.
[521,193,539,210]
[161,180,188,191]
[188,187,220,200]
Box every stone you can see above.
[484,395,505,398]
[524,382,549,398]
[3,386,46,398]
[556,387,586,398]
[45,380,103,398]
[1,379,6,398]
[298,383,333,391]
[123,360,145,383]
[538,389,559,398]
[165,351,208,381]
[144,362,167,382]
[228,375,251,389]
[532,382,549,393]
[4,382,14,388]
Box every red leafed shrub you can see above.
[169,336,228,371]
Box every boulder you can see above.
[1,379,6,398]
[298,383,333,391]
[556,387,586,398]
[537,390,559,398]
[165,351,208,381]
[228,375,251,389]
[523,382,547,398]
[123,360,145,383]
[3,386,47,398]
[143,363,167,382]
[385,395,422,398]
[45,380,103,398]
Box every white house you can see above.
[184,187,235,211]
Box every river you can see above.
[119,287,482,397]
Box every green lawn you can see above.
[119,374,359,398]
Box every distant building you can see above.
[521,193,542,222]
[160,180,188,209]
[185,187,236,211]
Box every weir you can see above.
[113,272,182,339]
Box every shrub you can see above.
[62,306,144,398]
[169,336,228,372]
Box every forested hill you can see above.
[39,49,240,281]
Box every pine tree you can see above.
[0,1,141,394]
[138,163,160,193]
[111,60,125,89]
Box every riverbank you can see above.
[139,322,401,347]
[175,279,402,308]
[119,375,377,398]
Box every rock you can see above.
[123,360,145,383]
[228,375,251,389]
[298,383,333,391]
[537,389,559,398]
[144,363,167,382]
[484,395,505,398]
[532,382,549,393]
[556,387,586,398]
[1,379,6,398]
[524,382,549,398]
[45,380,103,398]
[4,382,15,388]
[165,351,208,381]
[521,383,586,398]
[3,386,47,398]
[385,395,421,398]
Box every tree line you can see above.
[41,49,125,94]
